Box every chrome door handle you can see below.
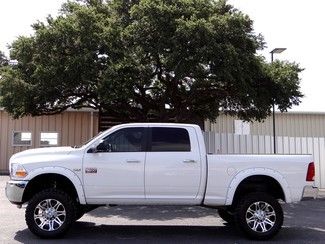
[126,160,141,163]
[183,159,196,163]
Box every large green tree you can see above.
[0,51,8,67]
[0,0,303,122]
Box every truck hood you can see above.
[10,147,74,161]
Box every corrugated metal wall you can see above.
[0,110,98,174]
[205,112,325,137]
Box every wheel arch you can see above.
[225,168,292,206]
[23,167,85,204]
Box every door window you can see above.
[150,127,190,152]
[97,127,145,152]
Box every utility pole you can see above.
[270,48,286,154]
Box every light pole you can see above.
[270,48,286,154]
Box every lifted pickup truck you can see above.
[6,123,316,240]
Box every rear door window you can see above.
[150,127,191,152]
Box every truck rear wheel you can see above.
[235,192,283,240]
[25,189,76,238]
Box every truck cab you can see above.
[82,124,206,205]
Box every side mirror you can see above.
[96,142,109,152]
[87,141,112,153]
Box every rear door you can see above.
[145,126,202,202]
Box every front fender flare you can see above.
[225,168,292,205]
[25,166,86,204]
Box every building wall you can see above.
[204,112,325,137]
[0,110,98,174]
[2,110,325,173]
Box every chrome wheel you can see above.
[34,199,66,231]
[245,201,276,233]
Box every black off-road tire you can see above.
[218,209,235,224]
[25,189,77,238]
[235,192,283,240]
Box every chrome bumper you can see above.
[301,185,319,200]
[5,180,28,204]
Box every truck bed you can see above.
[204,154,313,206]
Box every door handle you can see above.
[126,160,141,163]
[183,159,196,163]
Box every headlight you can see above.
[11,164,28,178]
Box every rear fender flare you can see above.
[225,168,292,205]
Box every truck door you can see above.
[145,126,202,202]
[83,127,146,203]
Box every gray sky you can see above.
[0,0,65,54]
[1,0,324,112]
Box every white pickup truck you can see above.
[6,123,316,240]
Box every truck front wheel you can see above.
[235,192,283,240]
[25,189,76,238]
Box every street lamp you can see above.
[270,48,286,154]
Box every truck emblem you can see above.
[85,168,97,174]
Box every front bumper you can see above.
[5,180,28,204]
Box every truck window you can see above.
[150,128,190,152]
[99,128,145,152]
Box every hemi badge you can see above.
[85,168,97,174]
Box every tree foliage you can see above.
[0,0,303,122]
[0,51,8,67]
